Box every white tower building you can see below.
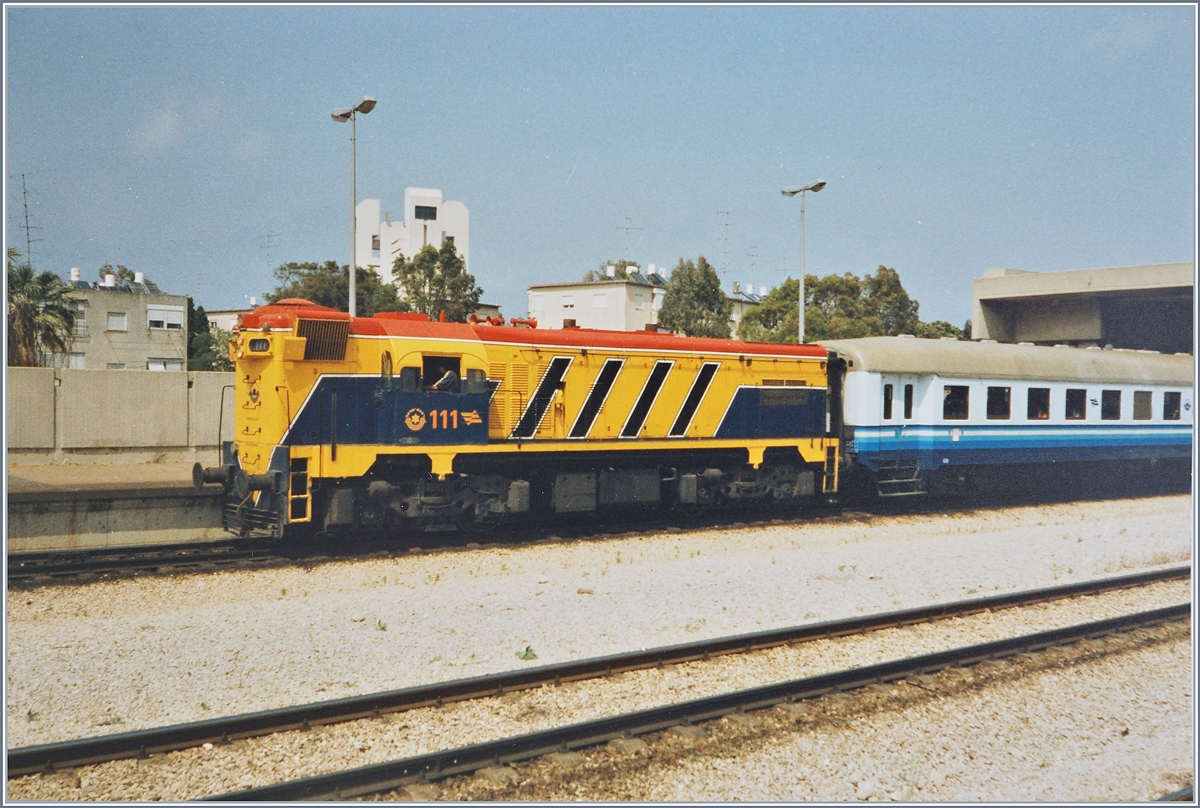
[356,188,470,277]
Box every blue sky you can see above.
[5,5,1195,326]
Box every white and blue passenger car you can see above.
[820,337,1193,497]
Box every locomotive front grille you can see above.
[297,318,349,361]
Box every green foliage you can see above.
[912,320,968,340]
[737,278,800,343]
[582,260,640,282]
[516,645,538,661]
[266,260,406,316]
[657,256,732,338]
[391,241,482,323]
[97,264,135,283]
[7,249,77,367]
[737,265,961,343]
[186,298,234,371]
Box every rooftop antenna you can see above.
[259,232,279,272]
[8,172,46,265]
[716,210,730,277]
[617,217,644,261]
[746,245,759,291]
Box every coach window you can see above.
[986,386,1011,420]
[1132,390,1152,421]
[1027,387,1050,420]
[1101,390,1121,420]
[904,384,914,419]
[943,385,969,420]
[883,384,894,420]
[1163,391,1182,421]
[1065,389,1087,420]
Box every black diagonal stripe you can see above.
[510,357,573,439]
[620,360,673,438]
[669,362,720,437]
[569,358,624,439]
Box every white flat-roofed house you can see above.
[528,268,668,332]
[54,268,188,370]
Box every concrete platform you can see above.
[6,462,227,553]
[6,461,199,495]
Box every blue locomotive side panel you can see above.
[850,424,1193,472]
[284,376,490,447]
[715,386,827,440]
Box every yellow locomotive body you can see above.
[211,299,838,538]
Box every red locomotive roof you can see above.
[241,300,828,359]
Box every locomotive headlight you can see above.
[249,338,270,352]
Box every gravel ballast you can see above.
[5,494,1193,800]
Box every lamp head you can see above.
[782,180,827,197]
[331,108,353,123]
[354,96,377,114]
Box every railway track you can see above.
[6,485,1185,585]
[207,602,1191,801]
[5,540,280,582]
[8,565,1188,784]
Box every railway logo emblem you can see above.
[248,387,259,403]
[404,408,427,431]
[461,410,482,426]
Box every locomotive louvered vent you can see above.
[297,319,349,361]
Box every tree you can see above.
[657,256,732,338]
[737,265,964,343]
[582,260,640,282]
[736,278,800,343]
[187,298,234,371]
[97,264,136,283]
[391,240,482,323]
[266,260,405,316]
[913,320,967,340]
[7,249,77,367]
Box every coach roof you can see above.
[819,336,1194,387]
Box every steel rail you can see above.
[7,541,277,581]
[7,565,1188,779]
[207,603,1190,801]
[1157,785,1194,801]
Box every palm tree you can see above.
[7,248,77,367]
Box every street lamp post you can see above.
[331,96,377,317]
[781,180,826,343]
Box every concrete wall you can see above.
[7,368,235,465]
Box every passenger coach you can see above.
[820,336,1193,497]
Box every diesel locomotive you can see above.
[198,299,839,538]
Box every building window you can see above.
[1101,390,1121,420]
[444,235,455,247]
[147,357,184,371]
[107,312,127,331]
[562,295,575,310]
[942,385,969,420]
[883,383,894,420]
[148,305,185,330]
[634,293,645,310]
[1132,390,1152,421]
[986,386,1011,420]
[1027,387,1050,420]
[1065,388,1087,420]
[592,293,607,309]
[107,363,126,370]
[1163,391,1182,420]
[414,205,437,220]
[903,384,914,419]
[371,235,380,251]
